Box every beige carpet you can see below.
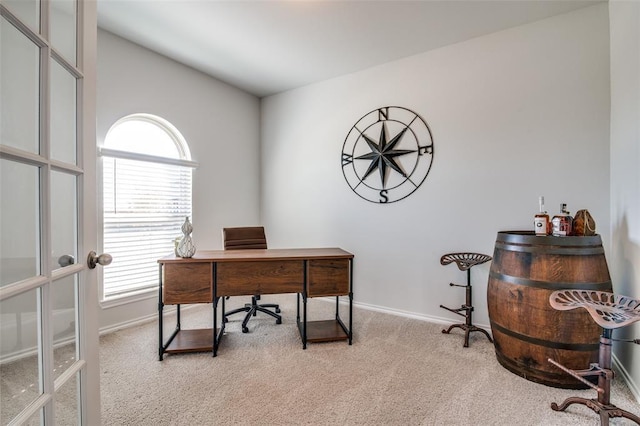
[100,295,640,425]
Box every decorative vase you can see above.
[176,216,196,258]
[173,237,181,256]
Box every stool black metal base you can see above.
[441,321,494,348]
[439,253,493,348]
[551,396,640,426]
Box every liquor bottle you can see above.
[534,196,550,236]
[564,205,574,236]
[552,203,573,237]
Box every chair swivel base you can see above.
[551,397,640,425]
[225,298,282,333]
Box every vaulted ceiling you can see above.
[97,1,602,97]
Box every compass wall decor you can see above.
[341,106,434,204]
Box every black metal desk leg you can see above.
[213,262,218,357]
[349,258,353,345]
[158,264,163,360]
[157,266,181,361]
[212,297,218,357]
[302,260,308,349]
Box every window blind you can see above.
[102,156,192,298]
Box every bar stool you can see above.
[439,252,493,347]
[548,290,640,425]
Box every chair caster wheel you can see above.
[276,308,281,313]
[242,327,249,333]
[276,318,282,325]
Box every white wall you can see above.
[96,30,261,329]
[609,0,640,400]
[261,4,611,327]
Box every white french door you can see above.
[0,0,100,424]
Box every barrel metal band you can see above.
[495,241,604,256]
[490,321,600,351]
[494,242,604,255]
[496,232,602,247]
[489,270,610,291]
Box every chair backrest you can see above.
[222,226,267,250]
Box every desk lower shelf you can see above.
[165,329,216,354]
[301,319,349,343]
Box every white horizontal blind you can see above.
[102,155,192,298]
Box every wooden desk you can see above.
[157,248,354,359]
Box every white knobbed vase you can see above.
[176,216,196,258]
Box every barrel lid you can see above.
[496,230,602,247]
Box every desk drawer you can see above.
[307,259,350,297]
[163,263,212,304]
[217,260,303,296]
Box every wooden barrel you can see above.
[487,231,612,389]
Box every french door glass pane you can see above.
[0,159,40,287]
[24,410,43,426]
[50,0,76,65]
[51,171,78,271]
[0,16,40,155]
[50,58,77,165]
[52,275,77,383]
[55,372,79,425]
[0,288,41,424]
[1,0,39,34]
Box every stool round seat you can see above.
[440,252,492,271]
[549,290,640,329]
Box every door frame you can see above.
[78,0,100,422]
[0,0,100,423]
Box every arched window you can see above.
[100,114,197,299]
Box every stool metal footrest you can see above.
[547,358,605,393]
[439,304,471,318]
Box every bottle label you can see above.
[552,217,570,236]
[534,217,548,235]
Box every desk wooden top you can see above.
[158,247,353,264]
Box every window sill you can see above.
[100,287,157,309]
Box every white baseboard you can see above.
[613,352,640,404]
[350,298,491,330]
[98,304,188,336]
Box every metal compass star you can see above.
[355,122,416,188]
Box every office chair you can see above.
[222,226,282,333]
